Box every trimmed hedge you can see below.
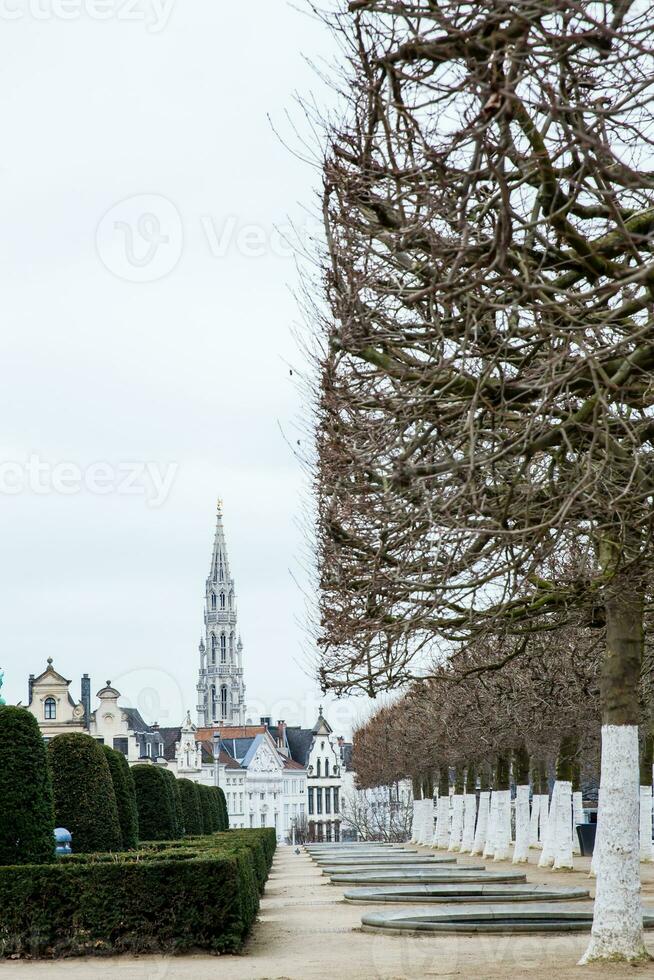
[216,787,229,830]
[161,769,185,838]
[178,779,202,835]
[48,734,121,854]
[0,707,54,865]
[197,784,214,833]
[101,747,139,850]
[0,829,276,957]
[131,765,176,841]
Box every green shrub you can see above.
[48,734,121,854]
[216,787,229,830]
[177,779,202,835]
[131,765,176,841]
[197,784,214,833]
[206,787,222,832]
[0,707,54,865]
[161,769,185,837]
[101,747,139,849]
[0,829,277,957]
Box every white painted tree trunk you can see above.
[572,791,583,855]
[460,793,477,853]
[448,794,464,851]
[483,791,498,858]
[538,784,557,868]
[436,792,450,849]
[410,799,419,842]
[537,793,549,845]
[513,784,530,863]
[528,792,540,848]
[553,779,574,870]
[493,789,512,861]
[639,785,653,862]
[471,790,489,855]
[580,725,646,964]
[419,798,434,845]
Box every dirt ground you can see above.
[7,843,654,980]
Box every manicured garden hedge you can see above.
[48,734,122,854]
[177,778,202,835]
[0,707,54,865]
[101,746,139,849]
[0,829,276,958]
[131,765,178,841]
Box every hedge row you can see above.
[0,829,276,957]
[0,707,55,865]
[132,767,228,840]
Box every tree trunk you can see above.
[410,776,421,843]
[529,793,541,848]
[460,763,477,853]
[493,754,511,862]
[553,736,576,871]
[581,584,647,964]
[435,766,450,849]
[448,766,465,851]
[539,783,558,868]
[640,734,653,863]
[513,744,531,864]
[572,761,583,856]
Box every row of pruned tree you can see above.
[310,0,654,964]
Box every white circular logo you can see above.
[96,194,183,283]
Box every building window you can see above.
[146,743,152,757]
[220,685,228,719]
[211,634,217,664]
[333,788,339,814]
[308,787,314,815]
[260,814,266,828]
[325,759,329,777]
[316,788,323,815]
[211,593,216,610]
[220,634,226,663]
[220,591,226,609]
[325,788,331,814]
[316,759,321,778]
[44,698,56,720]
[229,632,234,656]
[250,813,254,828]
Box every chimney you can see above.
[277,720,286,750]
[28,674,35,706]
[80,674,91,727]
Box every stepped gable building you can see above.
[196,500,246,726]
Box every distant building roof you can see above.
[121,707,153,734]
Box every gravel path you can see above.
[7,844,654,979]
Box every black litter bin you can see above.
[576,823,597,857]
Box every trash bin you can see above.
[576,823,596,857]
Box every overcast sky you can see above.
[0,0,373,737]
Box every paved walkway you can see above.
[8,844,654,979]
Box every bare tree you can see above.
[312,1,654,961]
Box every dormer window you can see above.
[44,697,56,720]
